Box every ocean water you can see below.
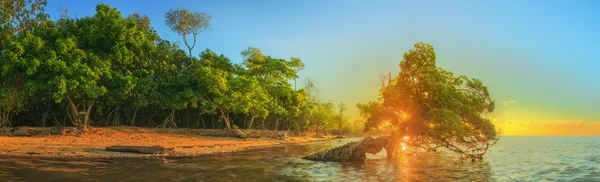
[0,136,598,181]
[487,136,600,181]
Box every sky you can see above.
[46,0,600,135]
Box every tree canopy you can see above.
[358,42,498,160]
[0,2,360,136]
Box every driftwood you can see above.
[273,132,288,140]
[50,126,66,135]
[249,132,261,138]
[10,127,32,136]
[303,136,391,161]
[232,129,248,139]
[4,126,82,136]
[105,146,174,154]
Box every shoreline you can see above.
[0,126,332,159]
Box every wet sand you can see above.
[0,127,329,159]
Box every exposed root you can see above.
[303,136,391,162]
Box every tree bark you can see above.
[66,95,80,126]
[218,109,231,129]
[275,117,280,131]
[83,103,93,131]
[66,95,93,131]
[303,136,391,162]
[0,109,13,127]
[170,108,177,128]
[106,146,174,154]
[129,107,138,126]
[248,117,255,129]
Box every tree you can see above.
[152,40,196,128]
[358,42,498,160]
[0,3,340,134]
[290,57,304,90]
[241,47,299,130]
[0,0,48,50]
[0,0,48,127]
[310,102,333,137]
[164,8,211,63]
[118,13,161,126]
[194,49,269,130]
[334,102,348,136]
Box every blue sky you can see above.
[46,0,600,133]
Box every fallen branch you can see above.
[105,146,174,154]
[303,136,390,162]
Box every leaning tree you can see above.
[357,42,499,161]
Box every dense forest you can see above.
[0,1,360,135]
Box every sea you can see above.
[0,136,598,181]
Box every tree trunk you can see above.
[170,108,177,128]
[66,96,93,131]
[275,117,280,131]
[66,96,80,127]
[218,109,231,129]
[0,108,12,127]
[111,106,120,126]
[161,108,176,128]
[303,136,391,162]
[0,108,3,127]
[198,112,206,129]
[243,115,248,129]
[83,103,93,131]
[316,124,320,137]
[188,48,193,64]
[129,107,138,126]
[248,117,255,129]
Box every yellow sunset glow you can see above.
[493,119,600,136]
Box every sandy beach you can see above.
[0,127,329,159]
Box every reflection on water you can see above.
[0,136,598,181]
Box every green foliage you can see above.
[0,3,346,134]
[358,42,498,158]
[333,102,348,135]
[0,0,48,50]
[0,0,48,127]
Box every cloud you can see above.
[574,120,583,127]
[502,100,517,106]
[488,117,531,126]
[488,117,503,124]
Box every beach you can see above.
[0,127,330,159]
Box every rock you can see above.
[10,127,32,137]
[105,146,174,154]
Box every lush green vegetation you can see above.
[0,1,359,135]
[358,42,498,159]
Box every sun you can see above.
[400,136,409,151]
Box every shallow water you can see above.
[0,136,598,181]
